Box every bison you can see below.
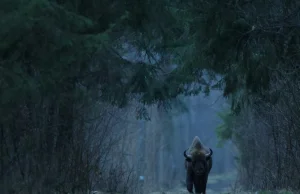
[183,136,213,194]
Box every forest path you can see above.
[94,172,236,194]
[150,171,236,194]
[150,187,230,194]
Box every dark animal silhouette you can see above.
[183,136,213,194]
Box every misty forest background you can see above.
[1,0,300,193]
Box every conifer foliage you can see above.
[1,0,300,192]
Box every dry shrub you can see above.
[232,71,300,191]
[0,100,139,194]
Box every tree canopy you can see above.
[2,0,300,110]
[2,0,300,192]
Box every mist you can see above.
[129,90,237,194]
[2,1,300,193]
[104,46,238,194]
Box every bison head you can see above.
[183,148,213,176]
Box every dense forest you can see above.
[1,0,300,193]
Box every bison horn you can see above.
[205,148,213,158]
[183,149,192,160]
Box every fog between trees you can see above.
[1,0,300,193]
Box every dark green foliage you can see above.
[215,110,234,147]
[2,0,300,192]
[2,0,300,108]
[167,0,300,112]
[0,0,192,111]
[0,1,183,193]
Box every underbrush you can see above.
[228,188,295,194]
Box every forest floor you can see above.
[149,170,295,194]
[95,170,295,193]
[150,171,236,194]
[94,171,234,194]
